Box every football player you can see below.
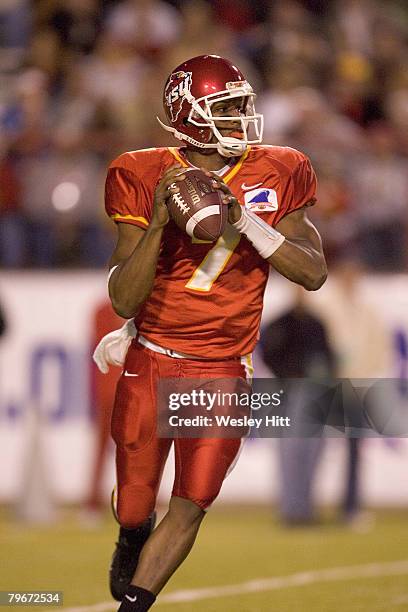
[102,55,327,611]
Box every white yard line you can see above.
[392,594,408,606]
[59,559,408,611]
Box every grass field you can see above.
[1,506,408,611]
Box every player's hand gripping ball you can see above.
[167,168,227,241]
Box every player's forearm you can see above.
[267,240,327,290]
[109,225,164,318]
[231,206,327,291]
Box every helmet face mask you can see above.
[188,88,264,155]
[158,55,264,158]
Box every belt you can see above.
[137,335,202,359]
[137,336,253,379]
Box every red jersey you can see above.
[105,145,317,358]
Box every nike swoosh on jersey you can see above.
[124,371,139,377]
[241,182,263,190]
[125,595,137,602]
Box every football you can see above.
[167,168,227,241]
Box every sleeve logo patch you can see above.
[244,188,278,212]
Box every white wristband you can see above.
[232,208,285,259]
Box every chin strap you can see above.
[157,116,245,158]
[216,137,247,158]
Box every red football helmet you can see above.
[157,55,263,158]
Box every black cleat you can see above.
[109,512,156,601]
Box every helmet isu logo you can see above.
[165,71,192,122]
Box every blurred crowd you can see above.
[0,0,407,269]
